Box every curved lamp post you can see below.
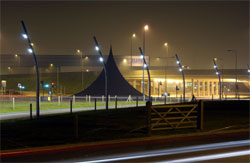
[21,20,40,117]
[139,47,151,101]
[139,47,151,102]
[213,58,222,100]
[175,54,185,102]
[93,36,108,110]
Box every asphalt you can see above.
[1,129,249,162]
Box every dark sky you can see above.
[0,1,249,69]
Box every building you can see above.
[1,54,249,98]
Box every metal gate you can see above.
[146,101,203,133]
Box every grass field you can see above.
[0,100,168,113]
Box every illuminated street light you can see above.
[143,64,147,68]
[140,54,144,59]
[142,24,149,100]
[85,56,88,60]
[30,42,34,46]
[213,58,222,100]
[50,63,54,67]
[123,58,127,63]
[15,54,18,57]
[21,20,40,117]
[175,54,185,102]
[164,42,168,46]
[77,49,81,53]
[21,33,28,39]
[139,47,151,102]
[93,36,108,110]
[8,66,11,70]
[86,69,89,72]
[131,33,136,68]
[95,46,99,51]
[99,57,104,62]
[27,48,33,53]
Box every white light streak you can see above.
[78,140,250,163]
[158,150,250,163]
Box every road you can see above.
[2,134,249,162]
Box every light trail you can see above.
[78,140,250,163]
[158,150,250,163]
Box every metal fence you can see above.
[1,95,187,112]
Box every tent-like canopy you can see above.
[75,47,143,96]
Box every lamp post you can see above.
[142,25,149,100]
[164,42,168,94]
[175,54,185,102]
[21,20,40,117]
[76,49,84,89]
[213,58,222,100]
[131,33,136,68]
[139,47,151,102]
[227,49,238,99]
[93,36,108,110]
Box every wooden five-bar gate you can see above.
[146,101,204,134]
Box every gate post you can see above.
[146,101,152,135]
[197,100,204,130]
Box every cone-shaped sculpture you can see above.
[75,47,143,96]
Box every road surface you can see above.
[2,134,249,162]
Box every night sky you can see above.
[1,1,249,69]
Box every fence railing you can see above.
[1,95,188,112]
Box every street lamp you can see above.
[131,33,136,68]
[21,20,40,117]
[175,54,185,102]
[164,42,169,94]
[76,49,84,89]
[142,25,149,100]
[213,58,222,100]
[93,36,108,110]
[227,49,238,99]
[139,47,151,102]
